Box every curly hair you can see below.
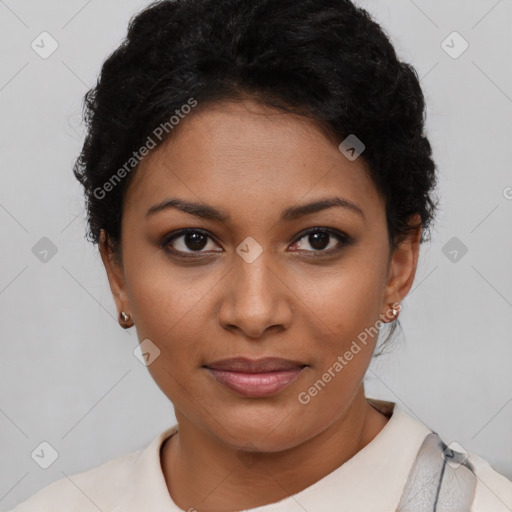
[73,0,439,350]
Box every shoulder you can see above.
[385,400,512,511]
[469,452,512,511]
[7,448,143,512]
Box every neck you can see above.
[161,386,390,511]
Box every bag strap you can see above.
[396,432,477,511]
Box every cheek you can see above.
[296,256,387,344]
[294,267,383,419]
[125,263,213,403]
[123,243,215,334]
[292,257,387,410]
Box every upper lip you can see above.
[205,357,307,373]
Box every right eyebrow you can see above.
[145,198,230,222]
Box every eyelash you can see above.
[160,227,354,259]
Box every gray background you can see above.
[1,0,511,510]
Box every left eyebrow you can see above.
[281,197,365,221]
[145,196,365,222]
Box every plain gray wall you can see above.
[1,0,511,510]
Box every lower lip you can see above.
[206,367,306,397]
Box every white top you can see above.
[9,399,512,512]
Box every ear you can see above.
[99,229,131,318]
[381,214,422,315]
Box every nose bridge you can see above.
[219,239,291,337]
[233,243,277,309]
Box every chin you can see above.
[206,405,312,452]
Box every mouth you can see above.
[203,357,308,398]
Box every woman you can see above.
[10,0,511,510]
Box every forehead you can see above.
[124,99,384,223]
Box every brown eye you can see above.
[181,232,209,251]
[290,228,353,254]
[307,231,331,250]
[162,229,222,255]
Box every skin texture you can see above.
[99,98,422,511]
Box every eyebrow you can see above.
[145,196,365,222]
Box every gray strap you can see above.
[396,433,477,511]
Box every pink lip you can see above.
[206,367,306,397]
[204,357,308,398]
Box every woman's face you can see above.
[101,98,419,451]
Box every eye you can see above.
[161,227,353,259]
[162,229,222,257]
[289,228,352,254]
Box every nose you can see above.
[218,249,293,340]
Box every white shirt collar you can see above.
[111,399,432,512]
